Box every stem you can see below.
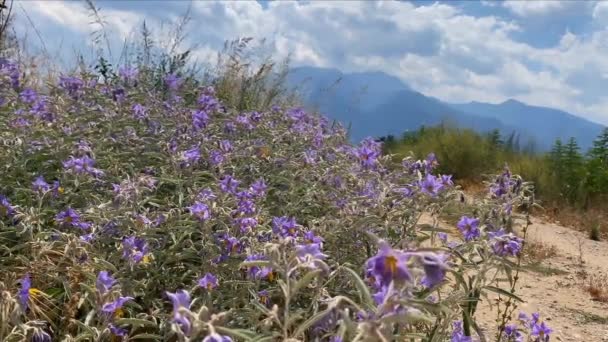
[496,210,530,339]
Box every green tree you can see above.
[561,137,585,204]
[585,128,608,198]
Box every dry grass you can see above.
[522,240,557,264]
[583,273,608,303]
[543,205,607,237]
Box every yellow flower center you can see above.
[114,308,124,318]
[29,288,44,298]
[267,272,275,282]
[58,187,65,194]
[385,255,398,274]
[142,255,151,264]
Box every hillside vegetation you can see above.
[382,126,608,234]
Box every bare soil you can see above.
[423,214,608,341]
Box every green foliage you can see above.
[383,125,608,210]
[590,224,601,241]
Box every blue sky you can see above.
[13,0,608,125]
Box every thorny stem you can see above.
[496,209,531,340]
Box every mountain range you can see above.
[286,66,605,152]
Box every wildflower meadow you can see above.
[0,54,553,341]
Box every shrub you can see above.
[0,58,550,341]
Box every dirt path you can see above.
[421,215,608,341]
[498,216,608,342]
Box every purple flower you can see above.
[192,110,209,130]
[80,233,95,243]
[198,88,221,112]
[109,323,128,337]
[258,289,271,307]
[418,174,444,197]
[219,140,233,153]
[272,216,299,237]
[355,145,379,169]
[366,241,412,286]
[457,216,480,241]
[236,197,256,215]
[295,243,327,269]
[20,88,38,103]
[237,217,258,233]
[189,202,211,221]
[56,208,91,230]
[441,174,454,186]
[235,114,253,130]
[203,333,233,342]
[198,273,219,291]
[198,188,216,201]
[0,195,14,218]
[209,150,224,166]
[249,178,267,197]
[121,236,149,264]
[164,73,181,90]
[224,121,236,134]
[304,231,324,246]
[504,324,523,342]
[102,296,133,314]
[19,273,31,310]
[96,271,116,295]
[219,175,239,194]
[112,88,126,102]
[132,103,147,120]
[59,76,84,97]
[418,253,449,288]
[32,176,50,192]
[118,66,138,82]
[244,254,273,280]
[304,149,317,165]
[451,321,472,342]
[181,146,201,166]
[488,229,524,257]
[63,156,104,177]
[531,321,552,341]
[32,329,51,342]
[222,235,241,255]
[166,290,192,335]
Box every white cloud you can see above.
[593,2,608,24]
[502,0,567,17]
[27,1,141,40]
[16,0,608,125]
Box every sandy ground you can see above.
[422,214,608,341]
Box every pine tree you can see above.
[487,129,503,149]
[588,128,608,165]
[550,138,564,179]
[562,137,585,204]
[585,128,608,196]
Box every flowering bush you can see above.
[0,59,546,341]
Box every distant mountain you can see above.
[450,100,604,151]
[287,66,605,151]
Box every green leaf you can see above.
[483,285,524,303]
[214,326,259,341]
[293,307,333,337]
[239,260,271,268]
[114,318,158,328]
[340,266,375,309]
[129,334,163,341]
[291,269,321,297]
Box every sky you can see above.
[12,0,608,125]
